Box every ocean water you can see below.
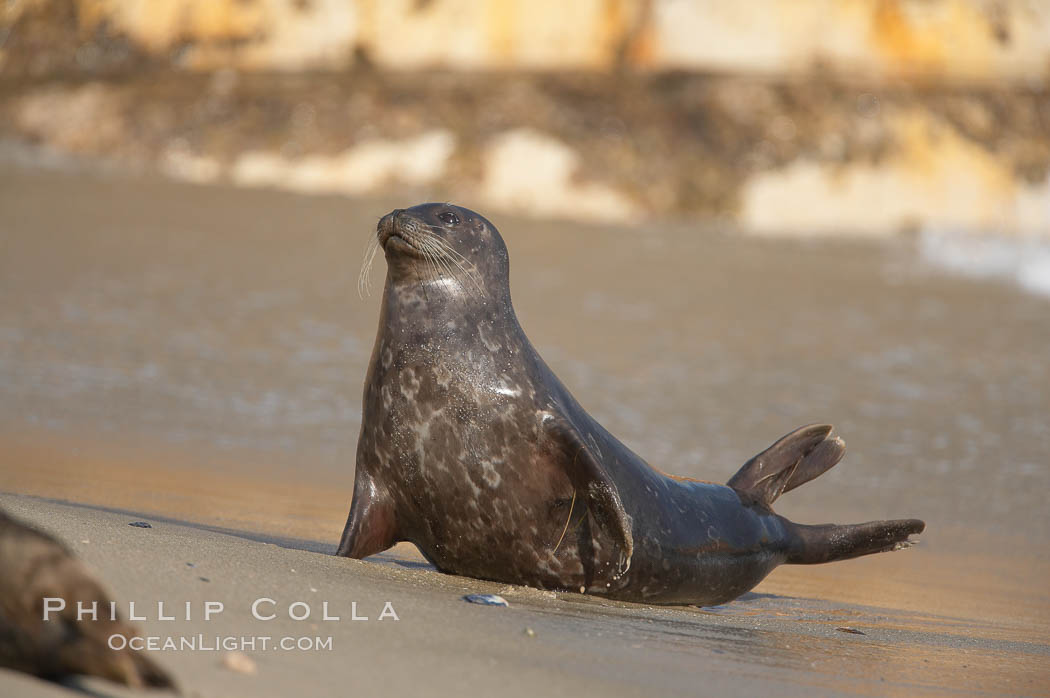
[919,227,1050,299]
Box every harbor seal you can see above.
[0,508,174,689]
[336,204,924,605]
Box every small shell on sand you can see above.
[835,627,866,635]
[463,594,508,607]
[222,650,258,674]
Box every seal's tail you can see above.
[727,424,925,563]
[785,518,926,564]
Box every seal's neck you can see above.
[379,276,516,338]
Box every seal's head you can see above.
[374,203,509,304]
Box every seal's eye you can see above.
[438,211,460,226]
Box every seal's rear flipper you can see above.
[542,414,634,578]
[786,519,926,564]
[727,424,846,506]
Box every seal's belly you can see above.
[364,397,587,586]
[397,447,585,588]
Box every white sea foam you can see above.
[918,228,1050,299]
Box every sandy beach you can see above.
[1,166,1048,696]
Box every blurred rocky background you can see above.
[2,0,1049,235]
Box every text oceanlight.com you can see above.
[108,634,334,652]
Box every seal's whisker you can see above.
[416,243,437,286]
[423,246,462,296]
[444,254,486,297]
[358,232,382,299]
[364,234,382,295]
[438,243,485,290]
[418,241,442,283]
[420,235,485,296]
[440,250,484,298]
[429,251,456,290]
[429,244,469,294]
[417,236,482,298]
[423,247,446,289]
[552,488,577,554]
[415,249,431,303]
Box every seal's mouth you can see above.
[383,232,413,251]
[377,210,420,254]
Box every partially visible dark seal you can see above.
[0,508,174,689]
[336,204,924,605]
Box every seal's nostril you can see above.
[388,209,406,233]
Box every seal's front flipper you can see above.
[542,414,634,578]
[728,424,846,506]
[336,474,398,558]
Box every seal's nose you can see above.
[377,209,402,246]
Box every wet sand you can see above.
[1,166,1048,695]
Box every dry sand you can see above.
[1,166,1048,696]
